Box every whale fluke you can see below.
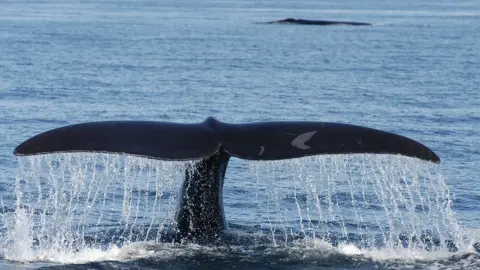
[14,120,220,160]
[265,18,372,26]
[13,117,440,243]
[15,117,439,163]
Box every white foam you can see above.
[2,241,158,264]
[307,238,474,264]
[1,236,478,266]
[338,243,362,255]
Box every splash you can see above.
[1,154,184,262]
[247,155,464,250]
[0,153,467,264]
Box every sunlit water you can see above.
[0,0,479,269]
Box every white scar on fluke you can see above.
[258,146,265,155]
[291,131,317,150]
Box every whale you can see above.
[14,117,439,243]
[265,18,372,26]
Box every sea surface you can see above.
[0,0,479,269]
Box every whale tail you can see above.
[14,116,439,163]
[13,117,439,243]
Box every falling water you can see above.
[247,155,463,250]
[0,153,466,262]
[1,154,186,261]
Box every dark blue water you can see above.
[1,0,479,269]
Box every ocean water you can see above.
[0,0,479,269]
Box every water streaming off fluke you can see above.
[0,153,465,262]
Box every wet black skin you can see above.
[171,150,230,243]
[265,18,372,26]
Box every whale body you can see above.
[265,18,372,26]
[14,117,439,243]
